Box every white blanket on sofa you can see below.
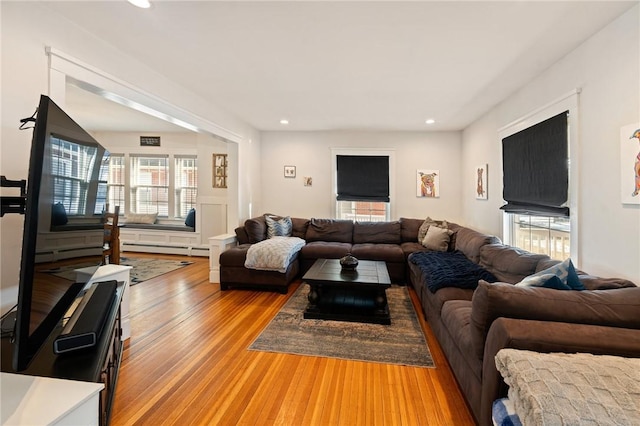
[244,236,306,273]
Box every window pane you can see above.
[337,201,388,222]
[511,214,570,261]
[175,156,198,217]
[130,156,169,216]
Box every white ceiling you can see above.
[50,1,637,133]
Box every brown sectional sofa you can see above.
[219,214,640,425]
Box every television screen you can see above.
[12,95,110,371]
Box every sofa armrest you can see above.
[480,317,640,426]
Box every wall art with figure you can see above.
[476,164,488,200]
[621,123,640,205]
[416,169,439,198]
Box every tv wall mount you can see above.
[1,176,27,217]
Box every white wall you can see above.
[462,5,640,282]
[0,2,262,299]
[260,131,463,222]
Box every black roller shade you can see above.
[336,155,389,202]
[501,111,569,217]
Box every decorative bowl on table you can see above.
[339,253,359,270]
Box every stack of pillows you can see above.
[417,216,454,251]
[516,258,585,291]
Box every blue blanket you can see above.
[409,251,497,292]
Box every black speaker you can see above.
[53,280,117,354]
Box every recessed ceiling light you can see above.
[425,119,436,125]
[127,0,151,9]
[280,119,289,125]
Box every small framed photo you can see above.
[475,164,488,200]
[284,165,296,178]
[304,176,312,186]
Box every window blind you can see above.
[501,111,569,217]
[336,155,389,202]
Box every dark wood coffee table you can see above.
[302,258,392,325]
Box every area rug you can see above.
[43,257,193,285]
[249,284,434,368]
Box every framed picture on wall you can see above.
[284,165,296,178]
[476,164,488,200]
[416,169,439,198]
[621,123,640,205]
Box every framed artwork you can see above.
[304,176,313,186]
[284,165,296,178]
[621,123,640,205]
[213,153,227,188]
[475,164,488,200]
[416,169,439,198]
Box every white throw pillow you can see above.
[422,225,452,251]
[124,212,158,224]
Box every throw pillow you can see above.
[184,208,196,227]
[51,202,68,226]
[124,212,158,224]
[516,258,584,290]
[517,273,571,290]
[417,217,438,242]
[422,225,453,251]
[265,215,292,238]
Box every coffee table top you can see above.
[302,259,391,287]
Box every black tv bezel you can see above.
[12,95,99,372]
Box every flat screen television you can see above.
[12,95,110,371]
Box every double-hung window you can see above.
[501,108,574,260]
[106,153,197,220]
[334,153,391,222]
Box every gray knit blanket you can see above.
[495,349,640,426]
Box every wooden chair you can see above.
[102,205,121,265]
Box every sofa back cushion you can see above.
[244,216,268,243]
[291,217,310,239]
[235,226,250,245]
[470,281,640,360]
[305,218,354,243]
[479,244,549,283]
[353,221,401,244]
[453,227,501,263]
[400,218,424,243]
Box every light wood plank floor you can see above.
[111,254,475,426]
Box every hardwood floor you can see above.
[111,253,475,426]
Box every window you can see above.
[51,136,108,216]
[334,153,392,221]
[500,91,579,261]
[106,153,197,220]
[107,154,125,211]
[130,155,169,216]
[175,156,198,218]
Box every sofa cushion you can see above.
[299,241,353,260]
[440,300,482,381]
[400,217,424,243]
[454,227,501,263]
[291,217,310,239]
[424,286,474,317]
[124,212,157,224]
[234,226,250,245]
[400,242,428,259]
[479,244,549,283]
[470,281,640,361]
[245,216,268,243]
[350,243,404,263]
[219,244,251,267]
[353,221,401,244]
[305,218,354,243]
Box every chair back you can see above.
[102,205,120,265]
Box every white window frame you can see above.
[330,147,395,221]
[498,89,580,263]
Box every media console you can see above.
[1,280,125,426]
